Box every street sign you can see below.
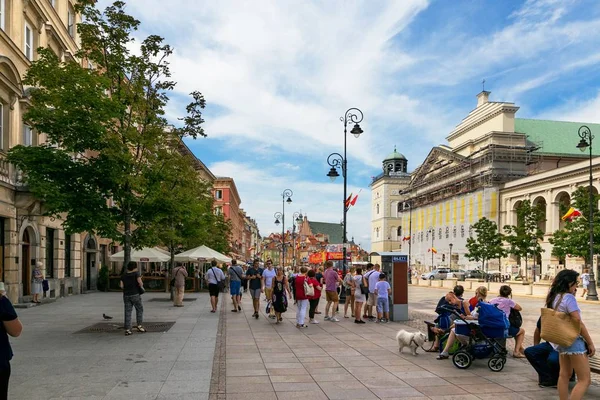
[139,257,149,262]
[392,255,408,262]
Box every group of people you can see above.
[428,270,595,400]
[225,260,392,328]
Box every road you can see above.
[407,285,600,347]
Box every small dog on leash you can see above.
[395,329,427,356]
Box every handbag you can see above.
[303,278,314,297]
[509,308,522,328]
[138,285,145,295]
[212,268,226,291]
[540,295,581,347]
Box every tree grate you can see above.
[75,321,176,334]
[148,297,197,302]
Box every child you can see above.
[374,273,391,323]
[581,269,590,298]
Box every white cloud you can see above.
[538,90,600,124]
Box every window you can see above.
[67,5,75,37]
[397,226,402,238]
[438,228,442,240]
[24,23,33,60]
[23,124,33,146]
[214,206,222,216]
[215,190,222,200]
[461,225,465,238]
[0,103,3,150]
[0,0,5,31]
[376,227,379,238]
[49,0,55,7]
[376,204,380,214]
[64,235,71,277]
[46,228,55,278]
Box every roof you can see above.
[308,221,343,244]
[515,119,600,157]
[384,147,407,161]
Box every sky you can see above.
[104,0,600,251]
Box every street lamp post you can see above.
[428,227,435,271]
[402,200,412,282]
[576,125,598,300]
[449,243,453,269]
[291,212,303,268]
[326,107,364,305]
[274,189,293,267]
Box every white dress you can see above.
[353,275,366,302]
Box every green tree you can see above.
[7,1,207,266]
[503,200,545,281]
[465,217,506,278]
[550,186,600,264]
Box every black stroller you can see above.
[441,304,508,372]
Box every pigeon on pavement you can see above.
[103,313,113,320]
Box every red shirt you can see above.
[295,275,308,300]
[308,277,321,300]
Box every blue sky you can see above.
[110,0,600,250]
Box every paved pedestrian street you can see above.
[8,291,600,399]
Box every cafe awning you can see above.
[109,247,171,262]
[174,245,231,263]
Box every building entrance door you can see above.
[22,230,31,296]
[86,237,97,290]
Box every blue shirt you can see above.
[0,296,17,369]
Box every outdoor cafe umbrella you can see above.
[109,247,171,263]
[173,245,232,263]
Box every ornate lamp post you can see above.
[449,243,453,269]
[326,108,364,304]
[427,227,435,271]
[274,189,293,267]
[576,125,598,300]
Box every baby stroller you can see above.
[441,302,509,372]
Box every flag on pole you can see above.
[561,207,582,221]
[345,193,353,209]
[402,236,411,241]
[428,247,438,254]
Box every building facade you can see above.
[371,91,600,277]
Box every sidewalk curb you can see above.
[209,294,226,400]
[409,283,600,305]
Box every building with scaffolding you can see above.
[371,91,600,276]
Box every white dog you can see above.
[395,329,427,356]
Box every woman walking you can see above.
[307,269,322,324]
[272,267,291,324]
[352,268,366,324]
[546,269,595,400]
[31,262,44,304]
[120,262,146,336]
[294,266,309,328]
[343,268,355,318]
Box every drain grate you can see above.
[148,297,197,302]
[75,321,176,334]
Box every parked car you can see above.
[466,269,488,279]
[447,269,467,280]
[421,268,450,280]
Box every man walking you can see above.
[323,261,342,322]
[228,259,244,312]
[246,260,263,319]
[172,263,188,307]
[262,260,277,319]
[206,260,225,313]
[364,263,381,321]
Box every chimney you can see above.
[477,91,491,107]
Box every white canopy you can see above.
[173,245,231,263]
[109,247,171,262]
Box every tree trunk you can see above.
[122,208,132,275]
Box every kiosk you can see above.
[378,252,409,321]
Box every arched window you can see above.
[438,228,442,240]
[397,202,403,213]
[376,227,380,238]
[397,226,402,238]
[376,204,380,214]
[445,227,449,239]
[461,225,465,238]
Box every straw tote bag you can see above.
[540,295,581,347]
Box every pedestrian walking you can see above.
[294,266,309,328]
[172,263,188,307]
[206,260,225,313]
[374,273,391,322]
[31,262,44,304]
[228,259,244,312]
[307,269,322,324]
[241,264,249,293]
[314,266,324,315]
[323,261,342,322]
[546,269,595,400]
[262,260,277,319]
[246,260,263,319]
[120,262,146,336]
[580,269,590,298]
[272,267,291,324]
[364,264,381,321]
[352,268,366,324]
[343,268,355,318]
[0,282,22,399]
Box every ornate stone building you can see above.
[371,91,600,277]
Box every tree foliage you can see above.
[7,1,213,266]
[465,217,506,274]
[503,200,545,279]
[550,186,600,264]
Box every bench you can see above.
[590,356,600,374]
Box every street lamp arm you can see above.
[274,212,282,220]
[341,108,364,125]
[282,189,293,199]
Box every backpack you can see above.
[509,308,523,328]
